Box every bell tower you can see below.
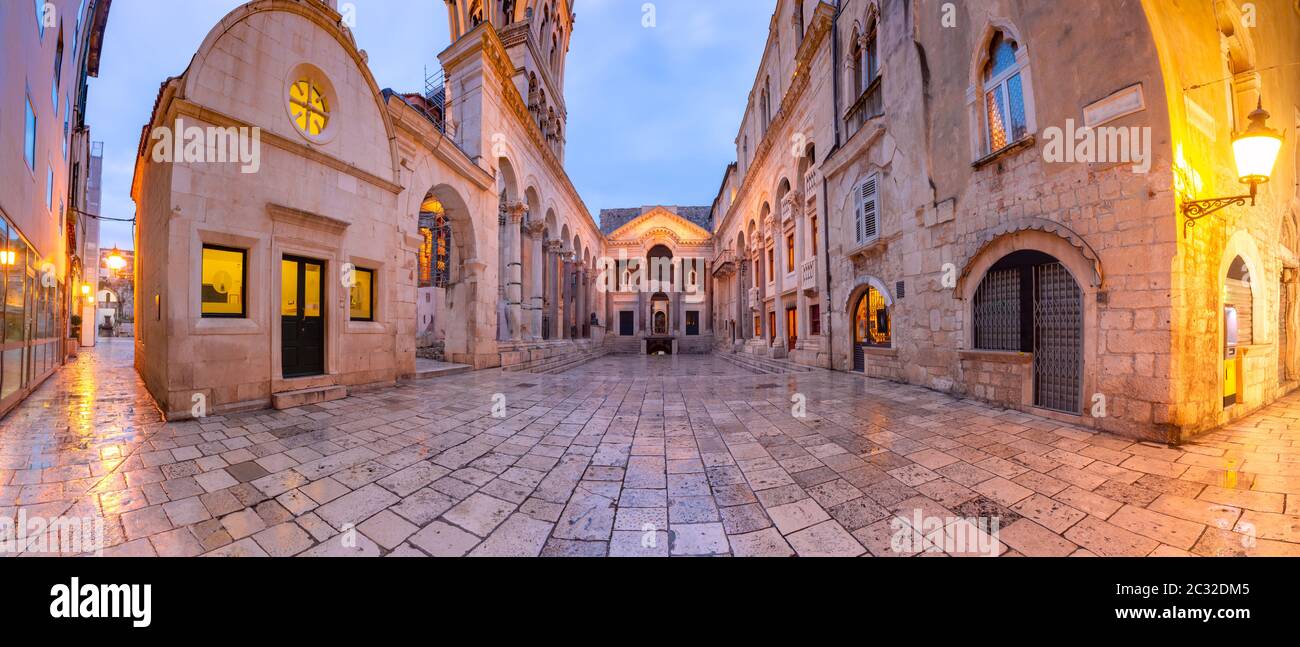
[443,1,574,160]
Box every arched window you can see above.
[469,1,484,27]
[981,32,1028,153]
[501,0,515,24]
[862,19,879,89]
[794,2,805,47]
[289,77,330,136]
[850,27,864,96]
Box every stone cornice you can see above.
[386,95,494,192]
[267,203,351,236]
[717,2,835,239]
[171,99,404,195]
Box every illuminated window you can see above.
[419,198,451,289]
[810,216,818,256]
[289,78,330,137]
[767,248,774,279]
[982,33,1027,153]
[201,245,246,318]
[786,234,795,272]
[854,286,891,348]
[350,268,374,321]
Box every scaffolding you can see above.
[424,66,454,138]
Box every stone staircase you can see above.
[717,350,818,375]
[607,336,642,355]
[502,340,608,374]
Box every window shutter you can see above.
[859,174,879,243]
[853,181,865,244]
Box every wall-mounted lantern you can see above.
[1183,100,1284,236]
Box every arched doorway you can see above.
[971,250,1083,414]
[851,284,891,372]
[1223,255,1254,408]
[416,185,476,363]
[651,292,670,336]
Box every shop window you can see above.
[350,267,375,321]
[201,245,247,318]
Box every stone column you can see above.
[636,289,646,334]
[772,218,786,354]
[504,203,526,342]
[564,253,574,337]
[526,222,545,340]
[792,193,809,345]
[704,261,713,334]
[574,267,585,337]
[548,240,563,340]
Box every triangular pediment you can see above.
[606,207,713,243]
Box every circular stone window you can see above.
[284,63,338,142]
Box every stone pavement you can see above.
[2,340,1299,557]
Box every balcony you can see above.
[845,75,883,135]
[803,169,819,205]
[801,259,817,293]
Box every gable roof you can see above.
[600,205,712,235]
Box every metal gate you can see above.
[1032,263,1082,414]
[1280,279,1290,383]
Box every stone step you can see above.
[411,362,474,381]
[272,385,348,410]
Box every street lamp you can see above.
[1183,99,1284,235]
[105,247,127,274]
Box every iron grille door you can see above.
[974,268,1021,351]
[1033,262,1082,414]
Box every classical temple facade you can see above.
[599,206,716,355]
[130,0,1300,443]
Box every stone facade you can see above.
[707,0,1300,442]
[132,0,602,419]
[600,206,715,353]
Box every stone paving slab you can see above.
[3,342,1300,557]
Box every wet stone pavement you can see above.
[2,339,1300,557]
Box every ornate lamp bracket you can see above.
[1181,183,1258,237]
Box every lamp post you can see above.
[1182,99,1285,236]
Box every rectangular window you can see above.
[201,245,247,318]
[24,96,37,171]
[350,267,375,321]
[46,166,55,211]
[810,216,818,256]
[686,311,699,336]
[767,248,774,279]
[810,304,821,335]
[62,104,70,158]
[754,314,761,339]
[786,234,795,272]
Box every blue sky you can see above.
[89,0,771,249]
